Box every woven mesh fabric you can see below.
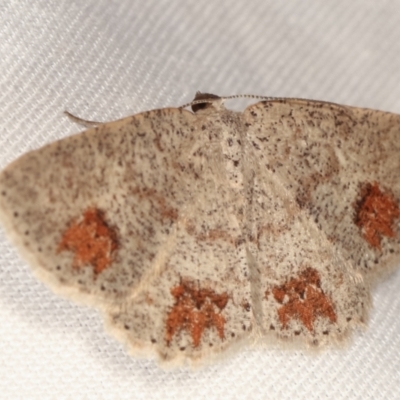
[0,1,400,399]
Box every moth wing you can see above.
[0,108,203,306]
[104,179,253,366]
[242,154,370,346]
[244,99,400,283]
[0,107,253,365]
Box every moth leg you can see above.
[63,111,102,128]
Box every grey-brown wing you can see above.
[0,107,253,365]
[0,108,205,305]
[244,99,400,284]
[241,136,369,347]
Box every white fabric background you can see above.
[0,1,399,399]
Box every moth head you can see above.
[191,92,223,113]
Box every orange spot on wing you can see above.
[355,182,400,249]
[165,280,229,347]
[269,268,336,331]
[58,208,118,274]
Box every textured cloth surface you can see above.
[0,1,400,399]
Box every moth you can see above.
[0,93,399,367]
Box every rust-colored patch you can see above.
[58,208,118,274]
[355,182,400,249]
[165,280,229,347]
[268,268,336,331]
